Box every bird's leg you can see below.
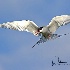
[47,34,52,39]
[48,34,51,37]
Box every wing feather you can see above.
[48,15,70,33]
[0,20,39,35]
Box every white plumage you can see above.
[48,15,70,33]
[0,15,70,48]
[0,20,39,35]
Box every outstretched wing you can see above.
[48,15,70,33]
[0,20,39,36]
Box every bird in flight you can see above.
[0,15,70,48]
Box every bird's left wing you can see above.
[0,20,39,36]
[47,15,70,33]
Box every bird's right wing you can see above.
[48,15,70,33]
[0,20,39,36]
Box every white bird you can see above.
[0,15,70,48]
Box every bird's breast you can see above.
[42,32,51,39]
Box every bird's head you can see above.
[38,27,43,32]
[34,27,43,36]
